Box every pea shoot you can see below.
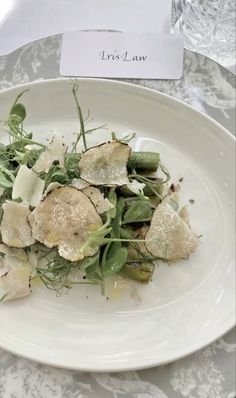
[0,83,199,303]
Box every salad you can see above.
[0,84,199,302]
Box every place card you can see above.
[60,31,184,79]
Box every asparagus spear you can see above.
[122,262,154,283]
[128,152,160,172]
[119,180,163,197]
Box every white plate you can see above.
[0,79,235,371]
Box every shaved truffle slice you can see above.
[28,186,103,261]
[0,265,32,301]
[33,134,67,173]
[79,141,131,186]
[145,201,199,261]
[83,186,114,214]
[12,165,45,207]
[0,202,35,248]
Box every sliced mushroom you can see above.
[0,202,35,248]
[12,165,45,207]
[28,186,103,261]
[0,265,32,301]
[145,201,199,261]
[82,186,114,214]
[79,141,131,186]
[33,134,67,173]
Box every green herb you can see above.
[64,152,81,180]
[128,173,163,200]
[122,262,154,283]
[36,253,99,294]
[39,164,69,187]
[107,188,117,219]
[0,168,15,188]
[128,242,160,264]
[78,213,113,258]
[111,131,136,144]
[102,243,128,276]
[159,162,170,183]
[110,197,125,238]
[0,175,13,189]
[72,83,87,151]
[10,103,26,122]
[0,85,172,300]
[4,89,46,149]
[120,227,135,240]
[81,252,102,282]
[123,199,152,224]
[71,83,107,153]
[9,89,28,121]
[0,293,8,303]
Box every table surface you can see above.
[0,34,235,398]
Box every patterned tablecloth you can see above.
[0,35,235,398]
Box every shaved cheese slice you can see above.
[0,187,5,197]
[28,186,103,261]
[0,244,10,256]
[83,186,114,214]
[0,245,42,280]
[12,165,45,207]
[0,244,28,261]
[0,246,32,286]
[71,178,90,190]
[145,201,199,260]
[179,205,190,226]
[33,134,67,173]
[0,265,32,301]
[0,257,8,278]
[43,182,63,197]
[79,141,131,186]
[0,202,35,248]
[164,191,180,212]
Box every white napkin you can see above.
[0,0,172,56]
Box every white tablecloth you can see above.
[0,35,235,398]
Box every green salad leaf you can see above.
[0,82,184,302]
